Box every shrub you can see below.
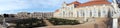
[48,18,80,25]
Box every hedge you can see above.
[48,18,80,25]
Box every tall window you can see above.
[87,10,90,17]
[63,11,65,15]
[68,12,71,17]
[103,10,106,14]
[92,9,96,17]
[69,7,71,10]
[71,12,73,16]
[98,11,101,17]
[83,10,85,17]
[100,9,106,17]
[77,11,79,17]
[58,13,62,16]
[90,10,92,17]
[80,10,83,17]
[95,9,98,17]
[67,7,69,10]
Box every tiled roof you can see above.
[71,1,81,5]
[55,0,110,12]
[67,0,110,8]
[55,9,59,12]
[67,1,81,6]
[90,0,107,1]
[76,1,110,7]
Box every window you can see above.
[83,11,85,17]
[90,11,92,17]
[68,12,71,16]
[93,10,96,17]
[102,9,106,15]
[87,10,90,17]
[100,9,106,17]
[67,7,69,9]
[71,12,73,16]
[98,11,101,17]
[95,9,98,17]
[74,5,77,7]
[80,10,83,16]
[63,11,65,17]
[70,7,72,10]
[103,11,106,14]
[70,7,73,10]
[77,11,79,17]
[59,13,62,16]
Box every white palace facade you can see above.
[54,0,119,21]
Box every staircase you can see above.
[43,18,53,26]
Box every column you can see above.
[100,9,103,17]
[92,9,95,17]
[77,11,79,17]
[79,11,81,17]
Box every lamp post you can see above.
[2,14,9,28]
[0,15,7,28]
[2,18,7,28]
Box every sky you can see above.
[0,0,112,14]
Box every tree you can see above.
[3,14,9,18]
[117,0,120,8]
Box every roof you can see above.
[55,9,59,12]
[71,1,81,5]
[90,0,107,1]
[76,1,110,7]
[55,0,111,12]
[67,0,110,8]
[67,1,81,6]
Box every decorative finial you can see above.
[63,1,66,4]
[90,0,94,1]
[64,2,66,3]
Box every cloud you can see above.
[0,0,31,14]
[0,0,112,14]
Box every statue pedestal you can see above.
[112,13,119,28]
[113,18,118,28]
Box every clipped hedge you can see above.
[8,18,47,28]
[48,18,80,25]
[8,18,80,28]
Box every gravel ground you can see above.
[35,18,110,28]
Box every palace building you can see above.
[54,0,116,23]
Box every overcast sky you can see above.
[0,0,112,14]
